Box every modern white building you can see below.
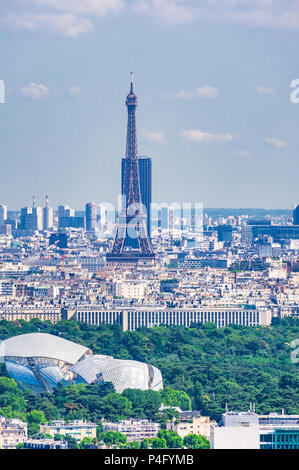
[0,204,7,225]
[102,419,160,442]
[43,198,54,230]
[24,438,68,449]
[40,420,97,442]
[211,410,299,449]
[210,424,260,449]
[3,332,163,394]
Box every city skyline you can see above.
[1,1,299,209]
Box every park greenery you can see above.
[0,316,298,447]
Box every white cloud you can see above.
[133,0,195,25]
[21,82,49,99]
[6,13,94,36]
[235,149,254,158]
[133,0,299,30]
[69,85,86,96]
[180,129,234,143]
[30,0,125,17]
[196,85,219,99]
[255,85,275,94]
[173,85,219,100]
[265,138,288,148]
[143,130,165,142]
[173,89,195,100]
[4,0,124,37]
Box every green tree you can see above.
[140,438,153,449]
[102,394,132,421]
[152,437,167,449]
[125,440,140,449]
[26,410,46,436]
[157,429,183,448]
[193,382,203,410]
[79,437,95,449]
[103,431,127,448]
[160,387,191,411]
[183,434,210,449]
[0,377,19,394]
[64,435,78,449]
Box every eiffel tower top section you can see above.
[125,73,138,160]
[126,72,138,106]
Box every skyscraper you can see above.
[0,205,7,225]
[86,202,97,231]
[43,196,53,230]
[107,74,154,264]
[293,204,299,225]
[58,205,75,229]
[20,206,42,231]
[122,156,152,241]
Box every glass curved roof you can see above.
[3,333,90,365]
[3,333,164,394]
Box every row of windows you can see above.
[76,310,259,329]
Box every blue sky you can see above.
[0,0,299,210]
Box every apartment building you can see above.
[0,417,28,449]
[102,419,160,442]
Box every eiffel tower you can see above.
[106,74,155,264]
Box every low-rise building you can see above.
[166,411,212,439]
[210,424,260,449]
[102,419,160,442]
[112,281,147,300]
[64,306,272,331]
[0,417,28,449]
[40,420,97,442]
[211,409,299,449]
[0,304,61,323]
[23,439,68,449]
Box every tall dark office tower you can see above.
[107,75,155,264]
[122,156,152,242]
[293,204,299,225]
[86,202,97,231]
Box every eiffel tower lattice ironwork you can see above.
[106,74,155,263]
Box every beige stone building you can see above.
[0,417,27,449]
[166,412,212,440]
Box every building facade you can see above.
[293,205,299,225]
[0,204,7,225]
[211,410,299,449]
[102,419,160,442]
[166,412,211,439]
[40,420,97,442]
[64,306,272,331]
[0,417,28,449]
[43,196,53,230]
[86,202,97,232]
[0,305,61,323]
[23,439,68,449]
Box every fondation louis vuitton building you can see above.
[1,333,163,394]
